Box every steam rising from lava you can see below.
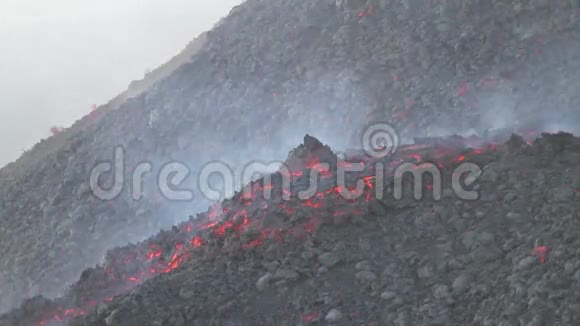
[33,129,543,326]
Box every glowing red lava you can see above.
[38,138,504,325]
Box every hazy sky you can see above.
[0,0,241,167]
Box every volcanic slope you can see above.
[3,0,580,315]
[3,133,580,326]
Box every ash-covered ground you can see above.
[3,131,580,326]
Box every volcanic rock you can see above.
[1,133,579,326]
[2,0,580,323]
[325,308,343,322]
[285,135,338,171]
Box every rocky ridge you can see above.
[2,132,580,325]
[2,0,580,315]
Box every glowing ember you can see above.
[531,246,549,264]
[301,312,318,322]
[458,83,468,97]
[190,236,203,247]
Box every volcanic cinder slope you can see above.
[3,132,580,326]
[2,0,580,317]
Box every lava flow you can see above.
[36,132,543,326]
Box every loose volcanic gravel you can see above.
[3,132,580,325]
[2,0,580,321]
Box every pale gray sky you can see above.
[0,0,241,167]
